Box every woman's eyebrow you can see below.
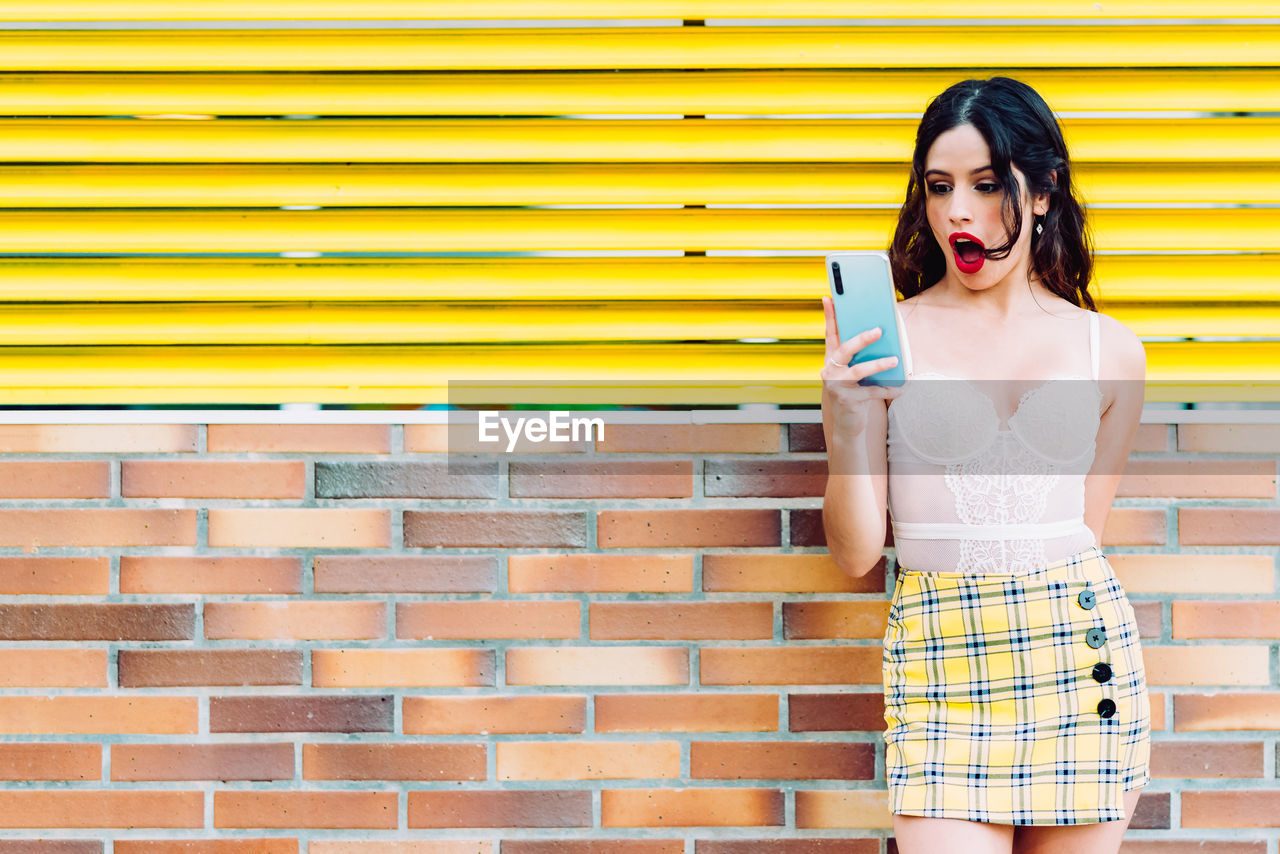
[923,166,994,178]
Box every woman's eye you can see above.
[928,183,952,195]
[977,182,1001,193]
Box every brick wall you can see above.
[0,417,1276,854]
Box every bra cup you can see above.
[890,372,1101,467]
[1007,378,1103,465]
[889,372,1000,464]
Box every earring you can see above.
[1035,220,1043,236]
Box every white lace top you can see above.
[886,306,1103,574]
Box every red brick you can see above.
[1131,423,1170,452]
[1120,843,1264,854]
[316,460,497,499]
[303,743,485,781]
[0,697,196,735]
[1133,601,1162,638]
[0,462,109,498]
[405,511,587,548]
[208,509,388,549]
[703,554,885,594]
[1178,423,1280,453]
[0,425,195,454]
[1178,508,1280,545]
[0,604,192,640]
[313,649,494,688]
[1142,645,1269,686]
[1101,508,1167,546]
[0,557,108,594]
[214,792,396,829]
[1115,459,1276,498]
[595,693,777,733]
[1181,790,1280,828]
[788,509,830,547]
[508,554,693,593]
[407,791,591,828]
[783,602,890,639]
[1110,553,1273,594]
[704,459,827,497]
[697,842,877,854]
[497,741,680,780]
[111,743,293,781]
[209,696,392,733]
[122,460,304,498]
[1174,693,1280,731]
[506,647,688,686]
[207,424,389,453]
[691,741,874,780]
[795,790,891,829]
[404,695,585,735]
[116,841,298,854]
[1130,791,1171,829]
[505,844,679,854]
[311,844,487,854]
[0,650,106,687]
[0,791,202,827]
[315,555,497,593]
[598,510,779,548]
[0,744,100,781]
[0,843,103,854]
[118,650,302,687]
[120,556,302,594]
[204,602,384,640]
[602,788,784,827]
[397,601,580,640]
[0,509,195,547]
[701,647,882,685]
[590,602,772,640]
[509,460,692,498]
[1173,601,1280,638]
[1150,741,1264,778]
[789,693,886,732]
[597,424,779,454]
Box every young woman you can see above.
[819,77,1151,854]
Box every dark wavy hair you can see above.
[888,76,1095,310]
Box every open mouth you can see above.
[949,232,986,274]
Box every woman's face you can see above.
[922,122,1047,290]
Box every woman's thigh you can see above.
[1012,787,1144,854]
[893,814,1015,854]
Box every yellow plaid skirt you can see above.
[882,545,1151,825]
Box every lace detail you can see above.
[944,433,1058,573]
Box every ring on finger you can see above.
[827,358,846,368]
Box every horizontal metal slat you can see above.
[0,163,1274,206]
[0,119,1273,162]
[0,342,1273,405]
[3,69,1278,115]
[1,0,1277,20]
[0,256,1272,303]
[0,301,1273,345]
[0,27,1274,71]
[0,209,1271,252]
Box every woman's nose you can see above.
[947,192,973,224]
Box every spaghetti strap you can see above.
[895,302,914,377]
[1089,310,1100,381]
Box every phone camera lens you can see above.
[831,262,844,295]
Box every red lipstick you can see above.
[949,232,986,274]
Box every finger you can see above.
[822,296,839,351]
[850,354,900,382]
[834,324,884,361]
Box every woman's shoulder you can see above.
[1093,308,1146,381]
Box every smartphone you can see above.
[826,251,906,387]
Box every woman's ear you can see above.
[1033,170,1058,216]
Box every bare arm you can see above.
[1084,314,1147,546]
[820,296,902,577]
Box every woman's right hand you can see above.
[821,295,905,438]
